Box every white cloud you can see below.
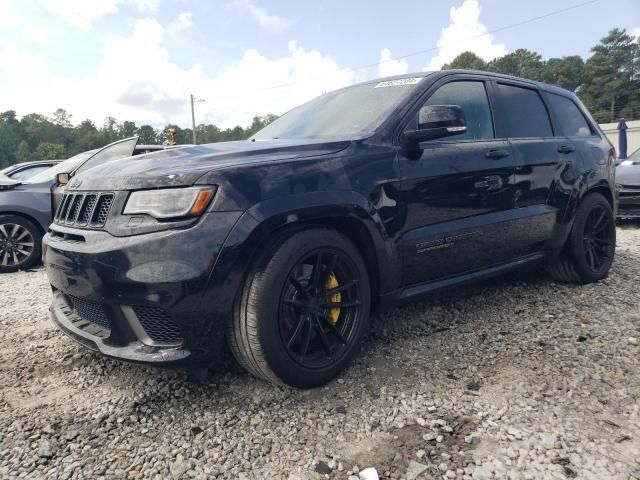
[232,0,290,33]
[0,45,45,76]
[424,0,506,71]
[378,48,409,77]
[129,0,160,11]
[23,26,50,43]
[632,27,640,39]
[0,20,353,130]
[36,0,159,29]
[168,11,193,36]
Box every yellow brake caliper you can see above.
[326,272,341,325]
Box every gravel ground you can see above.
[1,226,640,480]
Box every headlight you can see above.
[123,186,216,219]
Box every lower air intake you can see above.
[132,305,182,344]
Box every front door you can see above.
[398,78,520,286]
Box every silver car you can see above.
[0,137,175,272]
[616,148,640,219]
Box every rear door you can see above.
[491,81,572,254]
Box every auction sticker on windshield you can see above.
[374,78,423,88]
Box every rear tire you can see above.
[227,228,371,388]
[0,215,42,273]
[550,193,615,284]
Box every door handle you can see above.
[557,144,576,154]
[485,149,510,159]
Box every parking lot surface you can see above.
[1,227,639,480]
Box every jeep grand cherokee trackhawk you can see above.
[44,71,617,388]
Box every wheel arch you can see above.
[583,184,615,209]
[245,192,400,313]
[0,210,47,236]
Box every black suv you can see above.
[43,71,616,388]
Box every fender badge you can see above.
[68,180,82,189]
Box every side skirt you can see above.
[389,252,547,306]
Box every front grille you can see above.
[68,296,110,330]
[54,192,114,228]
[132,306,182,344]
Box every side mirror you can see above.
[56,173,70,185]
[403,105,467,146]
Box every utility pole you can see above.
[190,94,205,144]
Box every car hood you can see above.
[0,175,21,190]
[70,138,351,191]
[616,165,640,187]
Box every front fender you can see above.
[201,191,400,329]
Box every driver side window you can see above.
[416,81,494,141]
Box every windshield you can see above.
[73,137,138,176]
[24,150,97,184]
[252,77,424,140]
[26,158,83,183]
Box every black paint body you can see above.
[43,71,616,366]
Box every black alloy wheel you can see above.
[0,215,42,273]
[227,228,371,388]
[280,249,363,369]
[581,204,615,272]
[549,193,616,284]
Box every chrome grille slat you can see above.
[66,194,84,224]
[57,194,73,221]
[53,192,114,229]
[77,195,97,225]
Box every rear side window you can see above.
[495,83,553,138]
[421,81,494,141]
[546,93,593,137]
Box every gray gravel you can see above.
[1,226,640,480]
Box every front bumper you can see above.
[617,192,640,219]
[43,210,243,366]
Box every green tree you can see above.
[580,28,639,122]
[103,116,118,143]
[487,49,546,80]
[34,143,65,160]
[14,140,32,162]
[246,114,279,137]
[543,56,585,92]
[136,125,157,144]
[442,51,487,70]
[73,119,104,153]
[51,108,72,127]
[118,120,137,138]
[0,110,23,167]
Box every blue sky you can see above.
[0,0,638,129]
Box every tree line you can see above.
[0,111,278,169]
[443,28,639,124]
[1,28,637,169]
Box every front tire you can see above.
[550,193,616,284]
[0,215,42,273]
[227,228,371,388]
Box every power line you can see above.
[256,0,603,93]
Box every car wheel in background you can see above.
[0,215,42,273]
[550,193,616,284]
[227,228,371,388]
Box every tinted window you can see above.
[495,84,552,138]
[546,93,592,137]
[419,81,493,141]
